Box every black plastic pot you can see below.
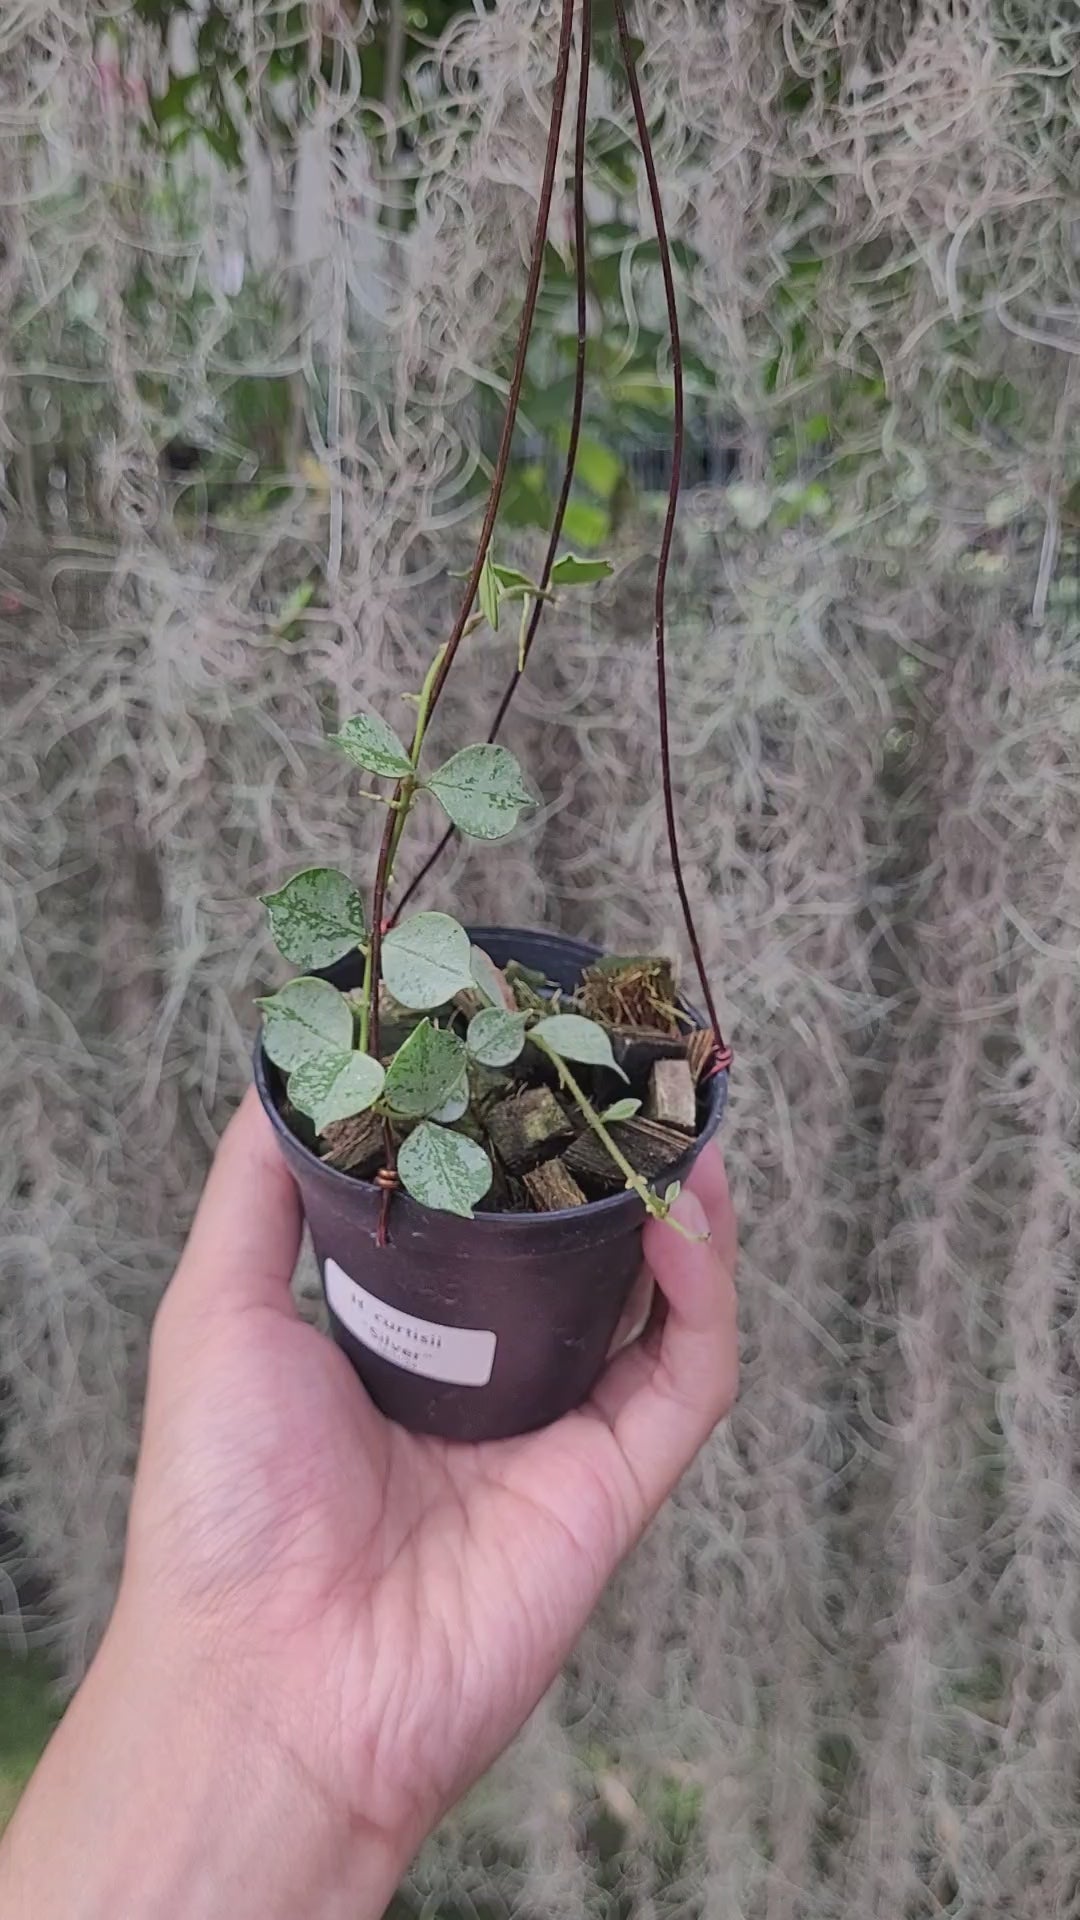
[255,928,728,1443]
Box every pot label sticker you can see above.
[324,1259,497,1388]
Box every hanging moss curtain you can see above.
[2,2,1080,1913]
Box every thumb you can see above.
[167,1088,303,1318]
[590,1145,738,1517]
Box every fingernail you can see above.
[671,1188,709,1241]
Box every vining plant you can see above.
[258,0,726,1236]
[257,551,683,1224]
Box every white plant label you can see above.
[324,1258,497,1388]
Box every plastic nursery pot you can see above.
[255,928,729,1444]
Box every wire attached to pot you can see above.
[609,0,731,1076]
[398,0,731,1076]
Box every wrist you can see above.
[0,1597,409,1920]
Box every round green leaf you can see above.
[383,1020,468,1118]
[466,1007,529,1069]
[531,1013,628,1081]
[261,867,366,970]
[425,745,534,841]
[381,911,473,1010]
[257,978,353,1072]
[288,1050,385,1133]
[331,711,414,779]
[398,1123,493,1220]
[601,1097,642,1123]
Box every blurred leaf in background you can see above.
[0,1654,60,1832]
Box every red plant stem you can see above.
[369,0,579,1239]
[392,0,594,925]
[495,0,590,696]
[419,0,580,728]
[611,0,729,1066]
[368,0,578,1070]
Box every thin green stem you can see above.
[381,639,451,892]
[357,942,374,1054]
[530,1033,698,1235]
[501,583,554,606]
[408,641,450,764]
[357,638,460,1071]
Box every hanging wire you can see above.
[393,0,594,923]
[368,0,578,1063]
[398,2,731,1079]
[611,0,731,1074]
[375,0,728,1236]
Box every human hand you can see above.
[0,1089,736,1920]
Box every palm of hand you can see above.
[126,1093,736,1852]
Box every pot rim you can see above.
[254,923,728,1234]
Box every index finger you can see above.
[167,1087,303,1319]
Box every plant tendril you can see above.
[611,0,729,1066]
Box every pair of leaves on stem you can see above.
[478,550,614,632]
[257,974,472,1128]
[257,874,512,990]
[257,976,386,1133]
[258,904,486,1017]
[255,971,493,1215]
[332,712,533,845]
